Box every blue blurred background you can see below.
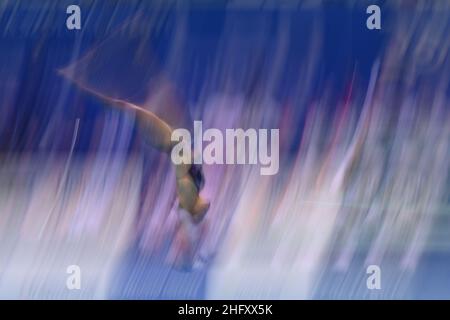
[0,0,449,299]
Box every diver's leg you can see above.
[63,74,210,220]
[59,72,174,153]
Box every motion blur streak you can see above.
[0,1,449,299]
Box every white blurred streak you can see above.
[0,111,139,298]
[0,155,140,298]
[0,1,448,299]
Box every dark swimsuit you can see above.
[188,164,205,192]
